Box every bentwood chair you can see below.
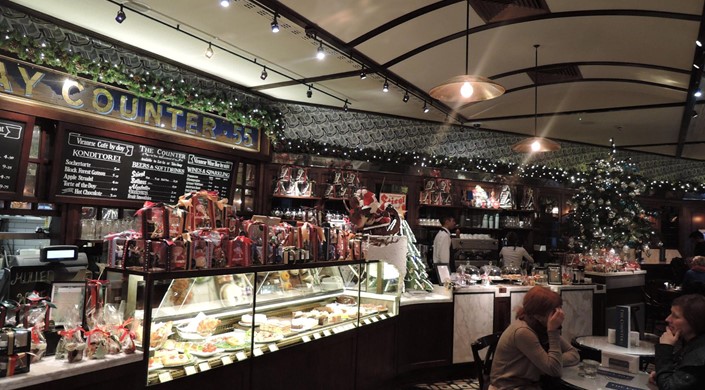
[471,332,502,390]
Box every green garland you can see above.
[1,30,284,139]
[3,30,705,194]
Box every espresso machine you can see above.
[451,237,499,270]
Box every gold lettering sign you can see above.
[0,55,261,153]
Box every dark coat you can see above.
[655,333,705,390]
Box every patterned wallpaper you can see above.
[2,5,705,185]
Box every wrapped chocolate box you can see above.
[189,232,213,269]
[135,202,168,240]
[226,236,252,267]
[166,237,189,271]
[166,205,186,238]
[0,353,30,377]
[0,328,30,356]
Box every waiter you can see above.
[433,215,456,266]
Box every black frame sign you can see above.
[57,131,233,203]
[0,119,25,193]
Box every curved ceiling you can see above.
[6,0,705,163]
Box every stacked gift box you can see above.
[103,190,369,271]
[0,328,30,377]
[273,165,316,197]
[419,178,453,206]
[323,168,360,199]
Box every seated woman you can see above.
[651,294,705,388]
[489,286,579,390]
[682,256,705,295]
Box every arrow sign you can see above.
[0,123,22,140]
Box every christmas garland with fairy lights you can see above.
[3,30,704,194]
[1,29,284,139]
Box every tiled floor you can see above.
[405,378,479,389]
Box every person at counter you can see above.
[499,232,534,269]
[651,294,705,389]
[489,286,579,390]
[689,230,705,258]
[432,216,455,265]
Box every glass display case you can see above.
[106,260,400,386]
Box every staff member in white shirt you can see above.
[499,231,534,269]
[433,216,456,265]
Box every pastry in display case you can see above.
[109,260,400,386]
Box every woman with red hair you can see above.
[489,286,579,390]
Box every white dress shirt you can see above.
[499,246,534,268]
[433,227,452,264]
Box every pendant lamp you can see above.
[511,45,561,153]
[429,0,504,103]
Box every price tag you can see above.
[371,316,379,323]
[221,356,233,365]
[380,314,388,320]
[158,372,173,383]
[313,333,322,340]
[199,362,211,372]
[332,327,341,334]
[184,366,197,376]
[363,318,371,325]
[348,324,356,330]
[302,335,311,343]
[253,348,263,357]
[323,330,332,337]
[268,343,279,352]
[235,351,247,361]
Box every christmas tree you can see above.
[567,155,654,253]
[400,220,434,292]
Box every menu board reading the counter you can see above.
[57,132,233,203]
[0,119,26,193]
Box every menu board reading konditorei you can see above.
[0,119,26,193]
[58,132,233,203]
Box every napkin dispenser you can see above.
[601,351,639,373]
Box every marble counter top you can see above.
[453,283,598,297]
[400,285,453,306]
[585,270,647,277]
[1,353,143,390]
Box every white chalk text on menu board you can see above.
[58,132,232,203]
[0,119,25,192]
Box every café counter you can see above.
[452,283,600,363]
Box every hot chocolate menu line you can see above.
[58,131,233,203]
[0,119,25,193]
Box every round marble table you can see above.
[561,363,656,390]
[574,335,656,356]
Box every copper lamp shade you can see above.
[512,44,560,153]
[511,136,561,153]
[429,75,505,104]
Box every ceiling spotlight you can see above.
[695,89,702,98]
[343,99,349,111]
[403,91,409,102]
[383,79,389,93]
[220,0,231,7]
[205,43,214,59]
[307,85,313,98]
[695,64,701,69]
[271,14,279,33]
[115,5,126,23]
[693,110,699,118]
[260,66,268,80]
[360,67,366,80]
[423,101,430,113]
[316,42,325,60]
[698,40,703,47]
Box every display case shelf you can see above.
[107,259,400,387]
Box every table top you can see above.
[575,335,656,356]
[561,363,656,390]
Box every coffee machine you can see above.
[451,237,499,270]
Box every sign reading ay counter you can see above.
[0,119,24,193]
[57,131,232,203]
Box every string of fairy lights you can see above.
[2,15,704,195]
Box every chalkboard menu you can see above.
[57,132,233,203]
[0,119,25,193]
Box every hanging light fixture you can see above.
[271,13,280,33]
[307,85,313,98]
[316,42,325,60]
[382,79,389,93]
[260,66,268,80]
[204,42,214,59]
[115,5,126,23]
[429,0,504,103]
[511,44,561,153]
[403,91,410,102]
